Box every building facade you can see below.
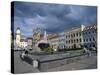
[15,27,28,50]
[65,25,85,49]
[58,32,66,49]
[27,37,33,50]
[20,38,28,49]
[82,25,97,48]
[14,24,97,51]
[64,24,97,49]
[47,34,59,51]
[15,27,21,47]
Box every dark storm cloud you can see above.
[13,1,97,36]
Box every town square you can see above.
[11,1,97,74]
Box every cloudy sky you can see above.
[12,1,97,37]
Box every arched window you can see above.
[76,33,78,36]
[74,33,75,37]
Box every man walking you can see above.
[83,47,91,56]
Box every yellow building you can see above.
[47,34,59,51]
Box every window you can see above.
[71,40,73,43]
[76,33,78,36]
[89,38,91,41]
[93,38,95,41]
[80,38,81,42]
[77,39,78,43]
[74,33,75,37]
[92,30,94,33]
[79,32,81,36]
[69,40,70,43]
[66,35,67,38]
[90,44,91,47]
[89,32,91,34]
[69,35,70,38]
[71,34,73,38]
[86,39,88,42]
[85,32,87,34]
[66,41,67,44]
[93,44,95,47]
[84,39,85,42]
[74,39,75,43]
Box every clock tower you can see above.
[16,27,21,46]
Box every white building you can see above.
[20,38,28,49]
[65,25,85,49]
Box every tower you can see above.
[15,27,21,46]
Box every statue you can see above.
[38,31,53,53]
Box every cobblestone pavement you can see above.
[14,51,39,74]
[45,55,97,72]
[14,51,97,73]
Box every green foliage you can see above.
[42,46,54,54]
[38,43,54,54]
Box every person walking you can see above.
[83,47,91,57]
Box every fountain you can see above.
[37,31,53,53]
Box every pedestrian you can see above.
[84,47,91,57]
[88,48,92,56]
[84,47,88,56]
[21,51,25,59]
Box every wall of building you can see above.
[14,24,97,51]
[65,27,82,49]
[58,32,66,49]
[82,25,97,48]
